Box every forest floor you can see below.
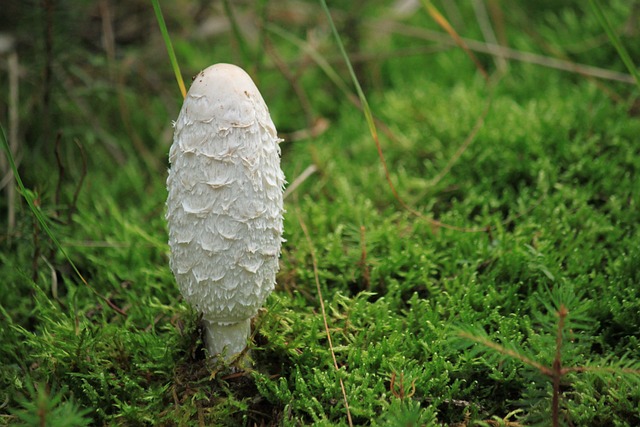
[1,1,640,425]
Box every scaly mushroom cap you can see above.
[166,63,285,355]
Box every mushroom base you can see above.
[202,318,251,360]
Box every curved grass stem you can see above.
[151,0,187,99]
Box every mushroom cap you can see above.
[166,63,285,327]
[183,63,275,133]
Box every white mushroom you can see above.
[166,63,285,361]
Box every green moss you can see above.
[2,0,640,425]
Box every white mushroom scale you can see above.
[166,63,285,360]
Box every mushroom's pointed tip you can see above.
[186,62,266,112]
[190,63,255,91]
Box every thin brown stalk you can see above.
[325,4,497,234]
[3,125,128,317]
[461,302,640,426]
[421,0,489,81]
[297,209,353,427]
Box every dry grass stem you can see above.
[297,210,354,427]
[378,21,636,84]
[283,164,318,200]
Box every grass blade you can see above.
[0,124,126,316]
[588,0,640,89]
[318,1,490,233]
[318,0,411,218]
[151,0,187,99]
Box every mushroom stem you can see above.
[202,318,251,360]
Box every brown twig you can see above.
[53,135,87,223]
[459,302,640,426]
[487,0,508,47]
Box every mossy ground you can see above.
[1,1,640,425]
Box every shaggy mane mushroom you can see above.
[166,63,285,361]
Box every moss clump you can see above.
[1,0,639,425]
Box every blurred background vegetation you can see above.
[1,0,639,425]
[1,0,638,186]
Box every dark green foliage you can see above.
[2,0,640,425]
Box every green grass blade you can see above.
[0,124,125,315]
[151,0,187,99]
[265,24,352,96]
[588,0,640,89]
[318,0,414,219]
[316,1,488,232]
[1,125,83,282]
[318,0,377,141]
